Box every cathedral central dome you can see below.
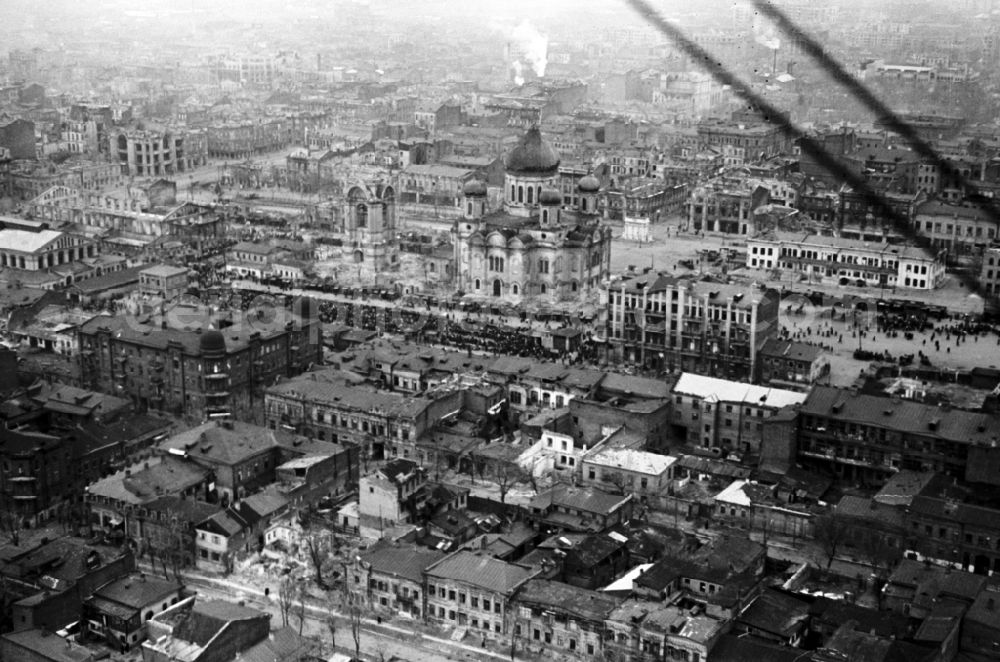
[505,126,560,174]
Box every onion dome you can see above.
[578,174,601,193]
[463,179,488,197]
[505,126,560,174]
[539,187,562,205]
[199,328,226,353]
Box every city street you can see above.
[137,560,520,662]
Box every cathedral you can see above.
[452,126,612,302]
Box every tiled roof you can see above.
[515,579,620,622]
[802,386,1000,445]
[425,550,533,595]
[239,626,317,662]
[92,573,181,610]
[362,540,446,584]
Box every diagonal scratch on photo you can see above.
[1,1,1000,661]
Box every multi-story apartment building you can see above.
[671,372,808,454]
[686,178,770,235]
[77,304,321,421]
[696,118,792,166]
[425,550,537,640]
[8,159,124,200]
[914,200,998,256]
[27,187,222,253]
[797,386,1000,485]
[747,233,946,290]
[206,119,293,159]
[264,368,461,461]
[981,246,1000,298]
[605,274,781,382]
[110,129,204,177]
[399,164,476,207]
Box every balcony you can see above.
[204,372,229,380]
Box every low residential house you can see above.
[733,587,810,647]
[634,535,766,619]
[350,540,446,619]
[511,579,621,659]
[883,559,986,619]
[528,485,634,534]
[961,587,1000,661]
[194,507,249,572]
[424,550,538,640]
[137,496,221,571]
[580,448,677,500]
[712,479,816,540]
[193,488,289,571]
[236,626,320,662]
[756,338,830,386]
[142,597,271,662]
[2,536,135,634]
[157,421,287,502]
[536,532,630,590]
[0,628,99,662]
[603,600,728,662]
[85,456,213,549]
[83,573,184,652]
[358,458,426,538]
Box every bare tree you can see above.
[492,462,527,504]
[278,577,296,628]
[348,603,364,661]
[0,495,24,546]
[295,584,308,636]
[601,470,632,496]
[813,514,850,572]
[858,531,898,578]
[304,533,329,588]
[325,613,338,656]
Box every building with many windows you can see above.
[452,126,612,302]
[747,232,946,290]
[981,246,1000,298]
[797,386,1000,485]
[77,301,321,420]
[424,549,538,640]
[605,274,780,382]
[671,373,808,455]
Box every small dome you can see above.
[539,187,562,205]
[505,126,560,174]
[200,328,226,353]
[578,174,600,193]
[463,179,487,197]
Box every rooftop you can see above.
[584,448,677,476]
[425,550,533,595]
[361,540,446,584]
[674,373,807,409]
[516,579,620,622]
[802,386,1000,445]
[0,629,95,662]
[92,573,181,610]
